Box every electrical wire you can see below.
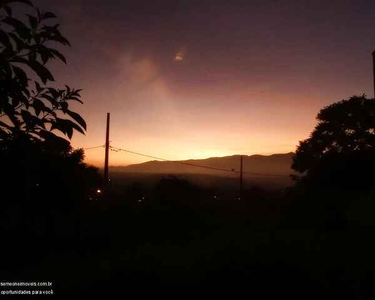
[82,145,105,150]
[110,146,290,177]
[110,146,235,173]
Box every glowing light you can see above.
[96,189,102,194]
[175,48,186,61]
[175,55,183,61]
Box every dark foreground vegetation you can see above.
[1,174,375,298]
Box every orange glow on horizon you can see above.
[70,62,314,168]
[77,136,299,168]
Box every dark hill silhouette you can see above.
[110,152,295,176]
[108,153,295,189]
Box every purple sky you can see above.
[31,0,375,166]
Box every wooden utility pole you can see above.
[240,155,243,199]
[104,113,110,187]
[372,50,375,98]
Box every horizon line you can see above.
[91,151,295,169]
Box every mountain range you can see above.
[108,153,296,189]
[110,152,295,176]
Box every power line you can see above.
[109,145,290,177]
[82,145,105,150]
[110,146,235,173]
[242,170,289,177]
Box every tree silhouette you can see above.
[292,95,375,188]
[0,0,85,144]
[0,1,101,234]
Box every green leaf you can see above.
[32,98,45,116]
[49,48,67,64]
[60,101,68,112]
[59,35,70,46]
[10,55,28,64]
[40,93,58,107]
[2,17,27,30]
[2,17,30,39]
[42,106,57,118]
[49,31,71,46]
[36,8,42,20]
[66,88,83,103]
[40,25,71,46]
[50,121,61,132]
[34,81,43,93]
[47,87,59,98]
[12,65,27,84]
[43,12,57,19]
[71,120,85,135]
[64,85,71,93]
[26,14,37,29]
[58,119,74,139]
[40,48,50,65]
[20,109,33,126]
[26,60,54,84]
[68,96,83,104]
[38,129,66,145]
[8,32,24,50]
[16,93,29,107]
[66,109,86,131]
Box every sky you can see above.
[30,0,375,166]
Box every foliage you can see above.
[0,0,86,144]
[0,1,101,227]
[292,95,375,188]
[0,137,101,206]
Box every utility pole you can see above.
[372,50,375,98]
[104,112,110,188]
[240,155,243,200]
